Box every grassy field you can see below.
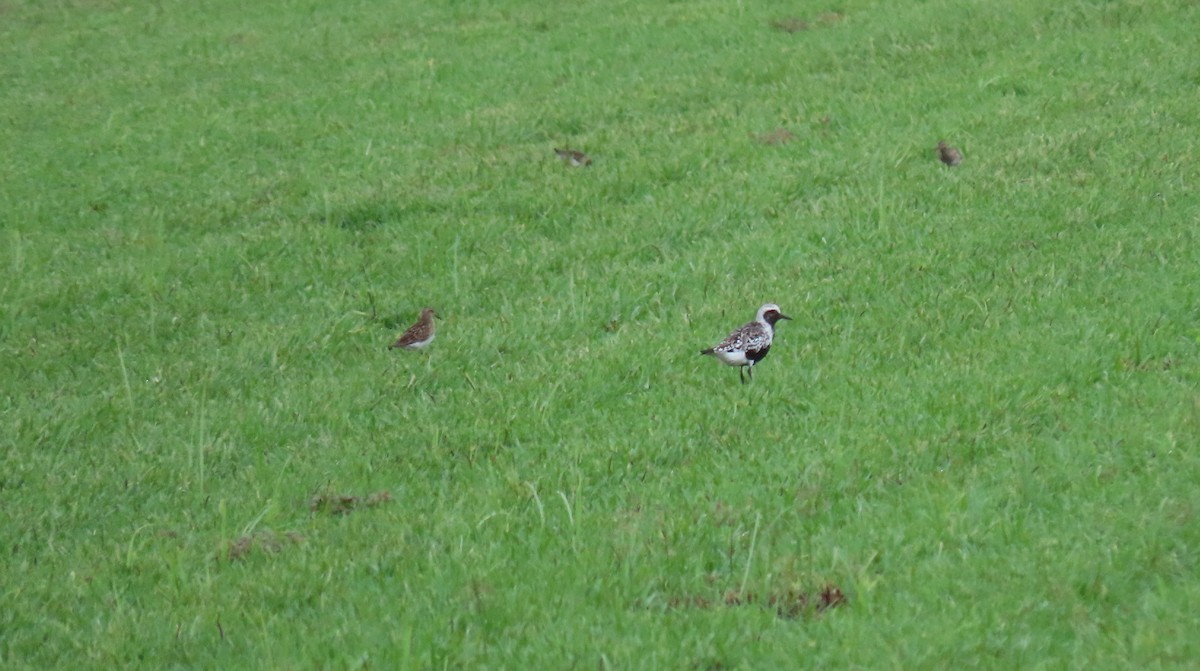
[3,0,1200,667]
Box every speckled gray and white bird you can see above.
[937,141,963,166]
[554,147,592,167]
[389,308,437,351]
[700,303,791,383]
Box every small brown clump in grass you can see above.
[1120,356,1174,372]
[723,589,756,606]
[227,535,254,561]
[224,530,304,561]
[667,594,712,610]
[819,583,848,610]
[770,17,808,33]
[668,582,847,619]
[755,128,796,146]
[309,489,392,515]
[771,12,843,33]
[769,589,809,619]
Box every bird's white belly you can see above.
[406,334,434,350]
[714,348,750,367]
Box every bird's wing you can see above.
[715,322,767,353]
[395,320,429,345]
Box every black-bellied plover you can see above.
[701,303,791,384]
[389,308,437,350]
[554,147,592,167]
[937,141,963,166]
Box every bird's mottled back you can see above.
[937,141,962,166]
[712,321,771,355]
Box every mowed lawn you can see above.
[3,0,1199,667]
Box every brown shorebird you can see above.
[554,147,592,167]
[389,308,437,350]
[701,303,791,384]
[937,141,963,166]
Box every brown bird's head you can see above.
[757,303,792,327]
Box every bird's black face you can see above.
[762,309,791,326]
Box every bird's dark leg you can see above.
[739,367,746,384]
[747,364,754,381]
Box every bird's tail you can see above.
[700,348,714,356]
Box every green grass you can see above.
[4,0,1200,667]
